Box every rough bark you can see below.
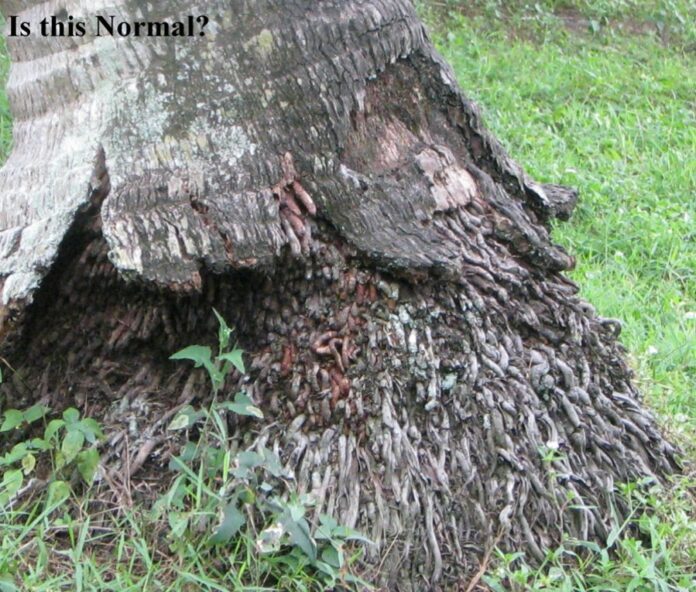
[0,1,679,590]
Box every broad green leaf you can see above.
[260,448,283,478]
[76,448,100,484]
[44,419,65,442]
[77,418,104,443]
[210,502,245,544]
[237,451,263,468]
[170,345,214,370]
[54,451,66,470]
[313,559,338,590]
[333,526,373,545]
[170,345,223,388]
[283,517,316,561]
[318,513,339,534]
[0,410,24,432]
[1,443,29,466]
[314,560,339,581]
[24,404,50,424]
[213,308,232,351]
[321,544,344,569]
[205,447,226,476]
[62,408,80,425]
[287,500,306,523]
[46,481,71,508]
[0,574,19,592]
[168,455,185,473]
[160,475,187,510]
[2,469,23,496]
[259,481,274,494]
[218,349,245,374]
[61,430,85,464]
[28,438,51,451]
[239,487,256,505]
[332,525,373,545]
[170,344,213,366]
[232,450,263,480]
[319,513,339,528]
[272,552,303,571]
[219,392,263,419]
[167,406,205,431]
[168,413,191,431]
[179,442,199,463]
[21,453,36,475]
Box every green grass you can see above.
[428,7,696,441]
[424,0,696,47]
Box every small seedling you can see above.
[0,406,103,506]
[164,309,373,590]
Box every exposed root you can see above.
[0,203,680,590]
[274,153,318,256]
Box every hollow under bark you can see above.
[0,1,680,590]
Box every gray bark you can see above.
[0,0,575,306]
[0,1,678,590]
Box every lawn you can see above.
[425,1,696,444]
[0,3,695,590]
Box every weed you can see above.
[0,405,103,505]
[484,477,696,591]
[0,312,372,591]
[159,310,373,590]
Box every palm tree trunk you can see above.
[0,1,678,589]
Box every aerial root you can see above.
[273,153,318,255]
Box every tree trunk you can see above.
[0,1,679,589]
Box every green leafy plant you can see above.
[0,406,103,505]
[170,308,246,393]
[162,309,373,590]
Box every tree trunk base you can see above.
[1,202,679,590]
[0,2,681,588]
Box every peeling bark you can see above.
[0,1,679,590]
